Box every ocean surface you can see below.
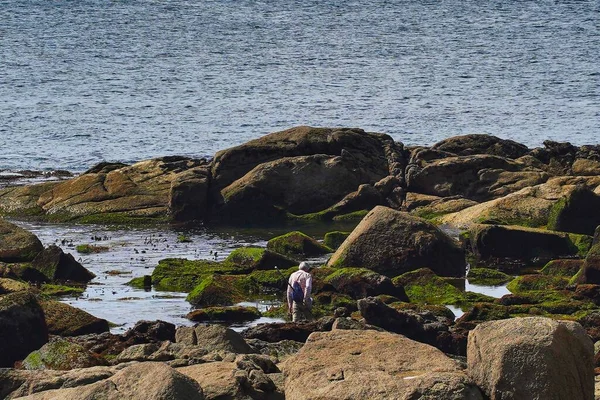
[1,0,599,173]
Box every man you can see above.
[287,261,313,322]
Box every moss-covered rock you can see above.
[392,268,465,305]
[186,306,261,322]
[323,267,408,300]
[572,226,600,284]
[0,262,47,282]
[540,259,583,277]
[75,244,109,254]
[40,300,109,336]
[567,233,594,258]
[547,186,600,236]
[0,277,30,294]
[389,302,457,322]
[467,268,512,285]
[152,258,246,292]
[40,284,85,297]
[323,231,351,250]
[469,224,580,269]
[0,219,44,262]
[126,275,152,289]
[267,231,332,258]
[186,274,246,307]
[22,337,107,370]
[457,303,511,323]
[328,206,466,278]
[507,274,570,293]
[225,247,298,270]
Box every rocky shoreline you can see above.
[2,126,600,399]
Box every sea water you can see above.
[1,0,598,172]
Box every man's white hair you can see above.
[299,261,309,270]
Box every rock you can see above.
[323,231,351,250]
[441,176,600,229]
[357,296,448,347]
[218,154,388,222]
[506,274,570,293]
[393,268,466,305]
[267,231,331,258]
[151,257,248,292]
[242,319,333,343]
[540,259,584,277]
[0,277,30,294]
[178,360,282,400]
[40,300,109,336]
[331,317,375,331]
[327,206,466,277]
[124,320,176,343]
[547,186,600,236]
[406,153,547,202]
[225,247,298,270]
[467,317,594,400]
[191,325,254,354]
[411,195,479,220]
[210,126,398,195]
[186,274,245,307]
[0,219,43,262]
[0,366,115,399]
[0,157,208,223]
[323,267,408,300]
[169,165,210,221]
[466,268,512,285]
[31,245,95,283]
[13,362,205,400]
[432,134,530,159]
[22,337,107,370]
[245,339,304,361]
[306,183,386,221]
[575,226,600,284]
[0,291,48,367]
[469,224,581,269]
[187,306,261,322]
[282,329,481,400]
[529,140,578,176]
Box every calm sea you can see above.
[1,0,599,172]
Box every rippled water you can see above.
[1,0,598,172]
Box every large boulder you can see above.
[40,300,109,336]
[327,206,466,277]
[468,317,594,400]
[406,153,548,202]
[210,126,401,194]
[282,329,482,400]
[13,362,204,400]
[0,291,48,367]
[441,175,600,229]
[217,154,388,222]
[242,320,334,343]
[0,157,208,223]
[0,219,43,262]
[432,134,530,159]
[31,245,95,282]
[469,224,581,269]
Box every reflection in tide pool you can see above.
[466,280,512,298]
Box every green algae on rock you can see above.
[225,246,298,270]
[266,231,332,258]
[540,259,584,277]
[393,268,465,306]
[23,337,108,370]
[323,231,350,250]
[186,306,261,322]
[186,274,246,307]
[506,274,570,293]
[467,268,512,286]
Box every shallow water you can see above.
[2,0,599,172]
[15,219,347,332]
